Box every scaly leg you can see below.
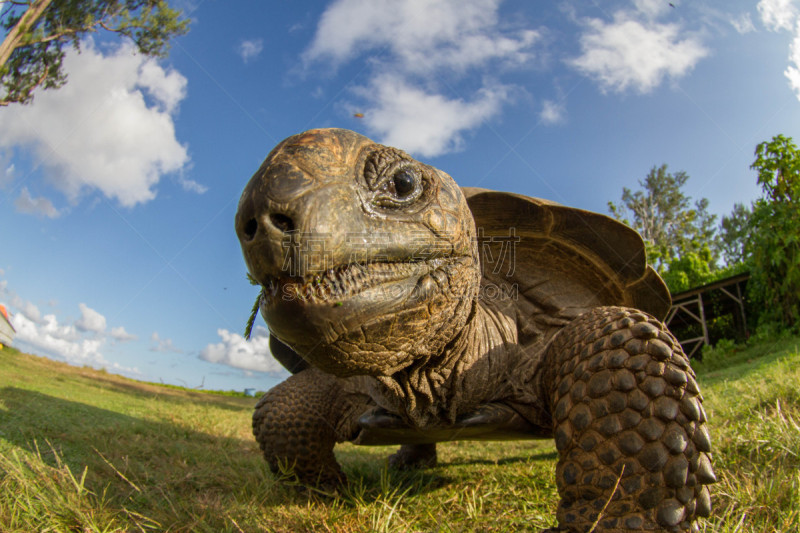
[252,367,369,488]
[389,443,438,470]
[544,307,715,532]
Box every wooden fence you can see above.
[665,273,750,359]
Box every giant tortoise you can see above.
[235,128,714,532]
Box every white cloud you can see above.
[1,282,56,330]
[758,0,798,31]
[0,152,14,187]
[176,172,208,194]
[787,20,800,100]
[569,11,708,94]
[0,40,192,208]
[137,60,187,114]
[10,311,138,375]
[757,1,800,101]
[355,74,509,157]
[731,13,756,34]
[110,326,137,342]
[13,312,96,359]
[18,302,42,322]
[200,326,286,374]
[2,287,139,374]
[38,313,80,342]
[305,0,539,74]
[633,0,670,20]
[1,283,43,323]
[14,187,60,218]
[150,331,182,353]
[75,303,107,334]
[539,99,565,125]
[16,299,42,323]
[238,39,264,63]
[304,0,540,157]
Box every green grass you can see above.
[1,333,800,532]
[693,335,800,532]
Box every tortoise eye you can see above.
[375,166,422,207]
[392,169,417,198]
[362,145,428,210]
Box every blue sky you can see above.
[2,0,800,392]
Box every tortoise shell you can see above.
[462,187,669,351]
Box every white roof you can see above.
[0,306,16,346]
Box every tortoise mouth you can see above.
[261,256,470,304]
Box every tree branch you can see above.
[19,24,91,45]
[2,1,188,105]
[0,0,54,68]
[99,20,125,33]
[0,52,49,105]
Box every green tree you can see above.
[661,246,715,294]
[608,164,719,274]
[748,134,800,328]
[719,202,751,266]
[0,0,188,106]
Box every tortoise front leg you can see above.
[252,367,369,488]
[543,307,714,532]
[389,443,438,470]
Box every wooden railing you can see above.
[665,273,750,359]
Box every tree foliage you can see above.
[748,134,800,329]
[608,164,719,286]
[659,246,715,294]
[0,0,188,106]
[719,202,751,266]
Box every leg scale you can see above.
[544,307,714,532]
[252,368,368,488]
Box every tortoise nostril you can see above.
[243,218,258,241]
[269,213,295,233]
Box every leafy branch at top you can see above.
[610,135,800,331]
[0,0,189,106]
[608,164,719,292]
[747,134,800,329]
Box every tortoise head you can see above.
[236,128,480,376]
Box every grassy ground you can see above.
[0,334,799,532]
[692,334,800,532]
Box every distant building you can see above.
[0,304,15,348]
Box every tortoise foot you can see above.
[545,307,714,532]
[388,443,438,470]
[253,368,356,488]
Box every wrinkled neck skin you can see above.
[365,299,523,428]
